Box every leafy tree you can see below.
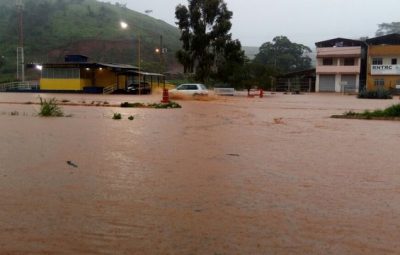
[376,22,400,36]
[254,36,312,73]
[214,39,245,84]
[175,0,244,83]
[0,56,5,68]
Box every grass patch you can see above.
[128,115,135,121]
[148,101,182,109]
[38,97,64,117]
[121,101,182,109]
[121,102,146,108]
[333,104,400,120]
[112,113,122,120]
[358,87,393,99]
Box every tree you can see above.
[376,22,400,36]
[175,0,244,83]
[254,36,312,74]
[214,39,246,84]
[0,56,5,69]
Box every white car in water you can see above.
[169,84,209,96]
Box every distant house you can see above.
[40,55,164,93]
[276,68,316,92]
[365,34,400,91]
[315,38,367,93]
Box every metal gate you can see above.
[341,75,357,92]
[319,75,336,92]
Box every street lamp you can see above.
[120,20,142,95]
[120,21,128,30]
[35,64,43,71]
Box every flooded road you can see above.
[1,93,400,254]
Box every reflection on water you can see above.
[1,94,400,254]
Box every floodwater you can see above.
[1,93,400,254]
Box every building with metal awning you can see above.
[40,55,165,94]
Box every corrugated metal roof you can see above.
[132,71,164,77]
[315,38,364,48]
[366,33,400,45]
[42,62,139,70]
[97,63,139,69]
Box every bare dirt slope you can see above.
[0,93,399,254]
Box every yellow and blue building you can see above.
[366,34,400,91]
[40,55,164,93]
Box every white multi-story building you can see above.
[315,38,367,93]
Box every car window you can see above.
[177,85,188,90]
[188,85,198,90]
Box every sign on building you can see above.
[371,65,400,75]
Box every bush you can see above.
[121,102,145,108]
[148,101,182,109]
[339,104,400,119]
[344,111,358,116]
[380,104,400,117]
[112,113,122,120]
[39,97,64,117]
[358,87,393,99]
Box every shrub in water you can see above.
[339,104,400,119]
[121,102,145,108]
[39,97,64,117]
[358,87,393,99]
[148,101,182,109]
[381,104,400,117]
[112,113,122,120]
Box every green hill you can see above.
[0,0,182,81]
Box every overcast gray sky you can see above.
[103,0,399,47]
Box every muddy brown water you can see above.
[1,93,400,254]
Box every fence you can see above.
[274,78,315,93]
[214,87,236,96]
[0,81,40,92]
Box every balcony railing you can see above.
[316,65,360,74]
[317,47,361,57]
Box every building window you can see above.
[374,79,385,87]
[372,58,383,65]
[344,58,355,66]
[323,58,334,66]
[42,68,80,79]
[392,58,398,65]
[396,80,400,86]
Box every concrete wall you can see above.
[40,79,83,91]
[317,47,361,57]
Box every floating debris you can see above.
[66,161,78,168]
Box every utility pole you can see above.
[138,33,141,95]
[16,0,25,82]
[159,35,165,73]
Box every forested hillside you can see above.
[0,0,182,81]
